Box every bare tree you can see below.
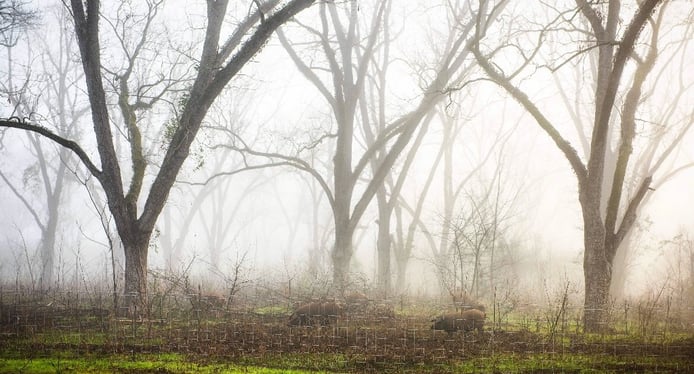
[219,0,506,292]
[445,164,517,300]
[0,0,316,314]
[658,231,694,322]
[607,24,694,299]
[394,96,516,296]
[0,0,37,44]
[159,110,274,270]
[0,6,87,289]
[159,157,270,271]
[472,0,693,331]
[276,0,393,292]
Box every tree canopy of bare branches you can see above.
[1,0,316,314]
[472,0,693,331]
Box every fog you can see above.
[0,0,693,311]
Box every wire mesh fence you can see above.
[1,285,693,371]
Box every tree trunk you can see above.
[39,220,57,290]
[41,147,70,290]
[308,183,324,277]
[609,239,631,300]
[393,203,409,294]
[376,188,392,296]
[583,251,611,333]
[332,106,354,291]
[394,248,409,294]
[121,233,150,317]
[332,219,353,292]
[582,204,612,333]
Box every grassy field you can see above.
[1,293,693,373]
[1,320,692,373]
[1,349,692,373]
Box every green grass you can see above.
[453,353,691,373]
[578,330,693,345]
[254,305,291,316]
[0,353,331,373]
[0,349,691,374]
[1,316,692,373]
[23,331,110,346]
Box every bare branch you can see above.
[472,44,588,185]
[612,175,652,258]
[0,170,45,231]
[207,130,336,212]
[0,118,101,177]
[605,3,664,245]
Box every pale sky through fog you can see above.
[0,0,692,297]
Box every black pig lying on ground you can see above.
[431,308,485,334]
[288,301,344,326]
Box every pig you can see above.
[288,301,343,326]
[431,308,485,334]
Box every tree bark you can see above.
[332,218,354,291]
[580,197,611,332]
[121,232,149,316]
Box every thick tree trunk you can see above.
[583,253,612,333]
[332,109,354,291]
[121,234,150,317]
[581,205,612,332]
[332,220,353,292]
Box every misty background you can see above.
[0,0,693,313]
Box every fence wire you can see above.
[1,288,693,371]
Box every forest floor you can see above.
[1,301,693,373]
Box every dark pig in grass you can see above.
[288,301,344,326]
[431,309,485,334]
